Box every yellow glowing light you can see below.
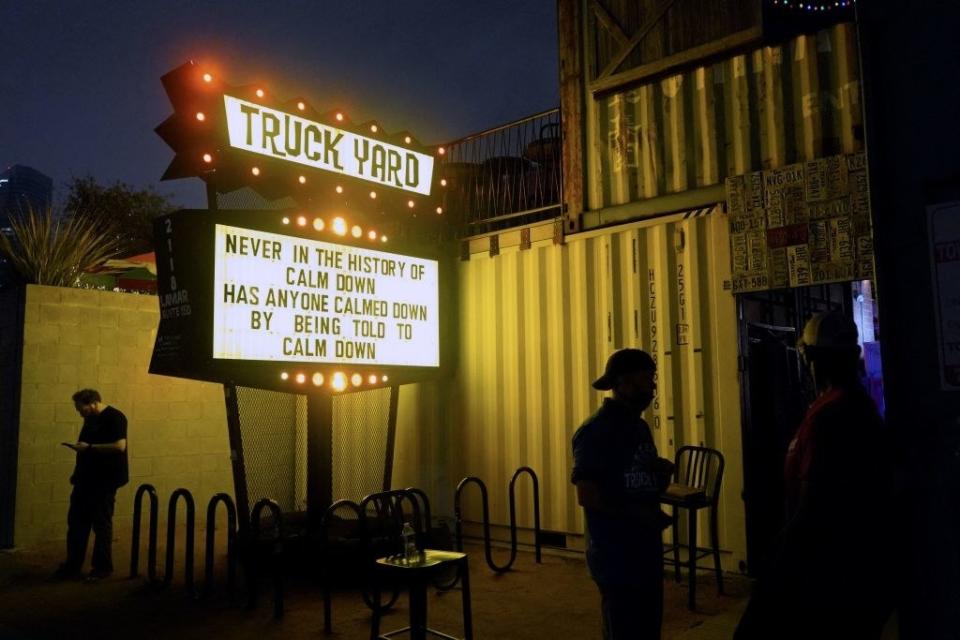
[368,374,378,385]
[251,167,261,176]
[312,372,324,386]
[313,218,325,231]
[296,216,307,227]
[280,372,289,380]
[370,124,378,133]
[331,372,347,392]
[440,178,447,187]
[332,217,347,236]
[256,88,265,98]
[295,373,306,384]
[404,136,412,144]
[438,147,446,155]
[281,217,290,225]
[436,207,443,215]
[380,235,388,242]
[297,101,306,111]
[407,200,415,208]
[369,191,377,199]
[335,112,344,122]
[382,375,389,382]
[196,112,206,122]
[335,185,343,194]
[351,373,363,387]
[202,153,213,163]
[298,175,306,184]
[351,225,362,238]
[368,230,378,240]
[202,72,213,83]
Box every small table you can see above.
[371,549,473,640]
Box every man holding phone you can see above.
[55,389,128,582]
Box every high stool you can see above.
[370,549,473,640]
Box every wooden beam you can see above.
[590,0,628,48]
[559,0,586,227]
[598,0,679,80]
[591,26,763,96]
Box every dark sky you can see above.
[0,1,559,208]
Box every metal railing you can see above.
[439,109,561,233]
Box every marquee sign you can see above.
[223,96,433,195]
[150,209,450,393]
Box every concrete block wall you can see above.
[14,285,232,547]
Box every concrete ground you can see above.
[0,536,753,640]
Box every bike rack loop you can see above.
[130,483,159,582]
[250,498,284,620]
[203,493,237,601]
[454,467,543,573]
[162,488,196,595]
[357,489,417,612]
[320,499,364,634]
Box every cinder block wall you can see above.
[14,285,232,547]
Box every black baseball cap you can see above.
[592,348,656,390]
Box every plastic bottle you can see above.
[401,522,417,563]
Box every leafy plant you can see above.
[0,206,119,287]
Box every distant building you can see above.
[0,165,53,229]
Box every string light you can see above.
[370,124,378,133]
[295,373,306,384]
[351,373,363,387]
[440,179,447,187]
[297,101,306,111]
[335,112,344,122]
[195,112,206,122]
[332,217,347,236]
[771,0,853,9]
[281,216,290,225]
[404,136,412,144]
[251,166,261,176]
[331,372,347,392]
[335,185,343,194]
[280,372,289,380]
[313,218,325,231]
[202,153,213,163]
[368,230,378,241]
[202,73,213,83]
[407,200,415,208]
[256,88,265,98]
[297,216,307,226]
[351,225,363,238]
[368,374,378,385]
[312,372,324,386]
[298,175,306,184]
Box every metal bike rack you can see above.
[130,483,159,582]
[203,492,237,601]
[162,488,196,596]
[320,498,364,634]
[358,489,420,612]
[453,467,543,573]
[249,498,284,619]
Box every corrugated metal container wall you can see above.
[590,22,862,210]
[455,208,746,568]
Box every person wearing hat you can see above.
[735,312,895,638]
[571,348,674,639]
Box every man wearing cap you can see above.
[572,348,674,639]
[734,312,895,638]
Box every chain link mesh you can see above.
[332,388,393,502]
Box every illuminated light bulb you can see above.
[202,72,213,83]
[295,373,306,384]
[313,218,325,231]
[440,178,447,187]
[436,207,443,215]
[335,112,344,122]
[251,167,261,176]
[297,101,306,111]
[438,147,446,155]
[351,373,363,387]
[256,88,265,98]
[331,372,347,392]
[368,374,378,385]
[202,153,213,163]
[298,175,306,184]
[407,200,415,209]
[312,372,324,386]
[335,185,343,194]
[370,124,378,133]
[368,230,377,240]
[280,372,289,380]
[332,217,347,236]
[281,216,290,225]
[351,225,362,238]
[381,375,389,382]
[369,191,377,199]
[380,235,388,243]
[196,112,206,122]
[297,216,307,226]
[404,136,412,144]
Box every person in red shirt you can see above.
[735,312,895,638]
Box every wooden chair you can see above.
[660,445,725,610]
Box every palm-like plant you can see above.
[0,206,119,287]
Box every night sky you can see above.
[0,1,559,208]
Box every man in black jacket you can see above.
[55,388,129,581]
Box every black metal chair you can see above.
[660,445,725,610]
